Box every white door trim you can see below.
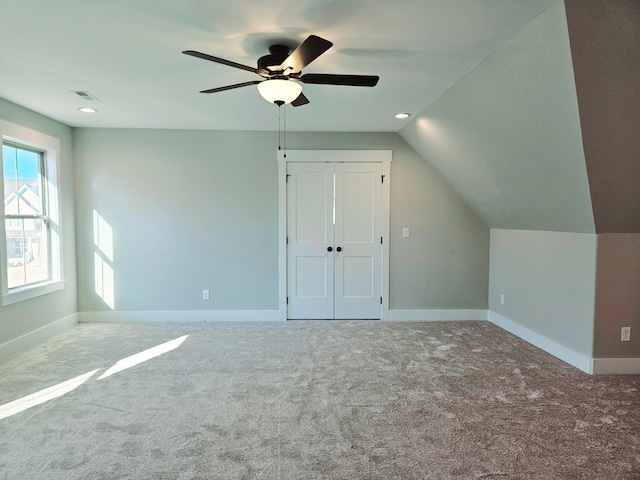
[278,150,392,321]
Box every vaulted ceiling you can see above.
[400,1,595,233]
[0,0,555,131]
[399,0,639,234]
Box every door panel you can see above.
[294,172,330,243]
[341,171,376,243]
[341,256,374,297]
[287,164,334,319]
[334,163,382,319]
[295,256,328,297]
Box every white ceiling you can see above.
[0,0,556,132]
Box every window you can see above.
[3,144,48,288]
[1,120,63,305]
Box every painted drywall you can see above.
[564,0,640,233]
[288,133,489,310]
[400,0,594,233]
[0,98,78,347]
[73,129,279,312]
[593,234,640,358]
[73,129,489,313]
[489,229,596,357]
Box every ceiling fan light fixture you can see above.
[257,79,302,105]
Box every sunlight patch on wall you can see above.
[93,210,115,309]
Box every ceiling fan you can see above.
[183,35,379,107]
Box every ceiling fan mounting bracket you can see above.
[269,44,290,55]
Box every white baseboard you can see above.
[79,310,282,323]
[387,309,488,322]
[3,310,637,375]
[81,309,489,323]
[591,357,640,375]
[488,311,593,374]
[0,313,79,361]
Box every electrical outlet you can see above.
[202,290,210,300]
[621,327,631,342]
[500,294,505,305]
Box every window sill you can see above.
[1,280,65,306]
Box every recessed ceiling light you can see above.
[394,113,411,119]
[79,107,97,113]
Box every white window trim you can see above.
[0,120,64,306]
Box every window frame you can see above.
[0,120,64,305]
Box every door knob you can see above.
[327,246,333,252]
[336,247,342,252]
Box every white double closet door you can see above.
[287,162,382,319]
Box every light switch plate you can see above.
[402,228,410,238]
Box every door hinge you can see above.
[286,297,289,305]
[381,175,385,183]
[381,236,383,244]
[380,297,383,305]
[286,174,291,183]
[286,236,289,244]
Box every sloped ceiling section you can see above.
[564,0,640,234]
[399,1,594,233]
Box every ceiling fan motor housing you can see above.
[257,45,291,72]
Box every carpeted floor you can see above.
[0,320,639,479]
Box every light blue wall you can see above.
[73,129,489,313]
[489,229,596,357]
[0,98,78,350]
[73,129,279,312]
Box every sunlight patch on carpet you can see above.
[98,335,189,379]
[0,369,99,421]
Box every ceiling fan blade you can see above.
[279,35,333,73]
[291,93,310,107]
[200,81,262,94]
[299,73,379,87]
[183,50,269,76]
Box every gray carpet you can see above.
[0,321,639,479]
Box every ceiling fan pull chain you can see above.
[278,105,282,154]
